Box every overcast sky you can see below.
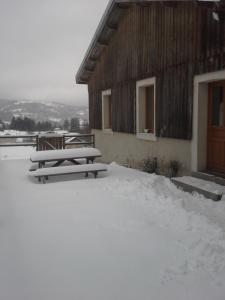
[0,0,109,105]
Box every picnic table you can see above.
[30,148,102,169]
[29,147,106,183]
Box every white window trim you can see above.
[136,77,157,141]
[102,89,113,133]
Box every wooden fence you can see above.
[0,134,95,150]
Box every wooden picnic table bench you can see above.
[30,163,107,184]
[29,147,106,183]
[30,148,102,169]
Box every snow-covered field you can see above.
[1,147,225,300]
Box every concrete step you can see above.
[171,176,225,201]
[192,171,225,186]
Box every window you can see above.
[145,86,155,133]
[136,78,156,141]
[102,90,112,131]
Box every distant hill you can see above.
[0,100,88,123]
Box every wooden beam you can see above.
[84,68,94,74]
[106,23,117,31]
[89,57,98,62]
[161,1,177,8]
[78,77,89,84]
[0,143,36,147]
[97,41,108,47]
[117,2,131,9]
[195,1,216,9]
[0,135,36,139]
[86,62,96,70]
[218,11,225,22]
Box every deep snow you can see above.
[1,147,225,300]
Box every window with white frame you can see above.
[102,90,112,131]
[136,77,156,140]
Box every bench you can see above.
[30,163,107,183]
[29,159,87,172]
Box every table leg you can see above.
[52,160,64,167]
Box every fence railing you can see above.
[0,134,95,150]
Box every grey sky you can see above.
[0,0,108,105]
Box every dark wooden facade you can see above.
[87,2,225,139]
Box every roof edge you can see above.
[76,0,116,84]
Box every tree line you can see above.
[10,117,53,132]
[0,119,5,130]
[2,116,90,133]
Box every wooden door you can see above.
[207,81,225,174]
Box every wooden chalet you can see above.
[76,0,225,175]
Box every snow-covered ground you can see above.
[0,146,35,160]
[1,147,225,300]
[0,130,31,136]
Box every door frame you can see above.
[192,70,225,173]
[207,80,225,173]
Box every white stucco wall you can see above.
[93,129,191,174]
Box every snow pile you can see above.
[107,166,225,285]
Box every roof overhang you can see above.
[75,0,225,85]
[76,0,131,84]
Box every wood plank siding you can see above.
[88,2,225,139]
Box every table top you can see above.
[30,148,102,163]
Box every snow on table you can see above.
[1,160,225,300]
[30,147,102,162]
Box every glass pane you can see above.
[108,95,112,128]
[103,94,112,129]
[212,86,224,126]
[145,86,154,133]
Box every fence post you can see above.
[36,135,38,151]
[63,135,66,149]
[93,134,95,148]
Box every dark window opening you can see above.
[145,86,155,133]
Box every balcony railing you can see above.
[0,133,95,150]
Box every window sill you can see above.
[136,133,157,141]
[103,129,113,135]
